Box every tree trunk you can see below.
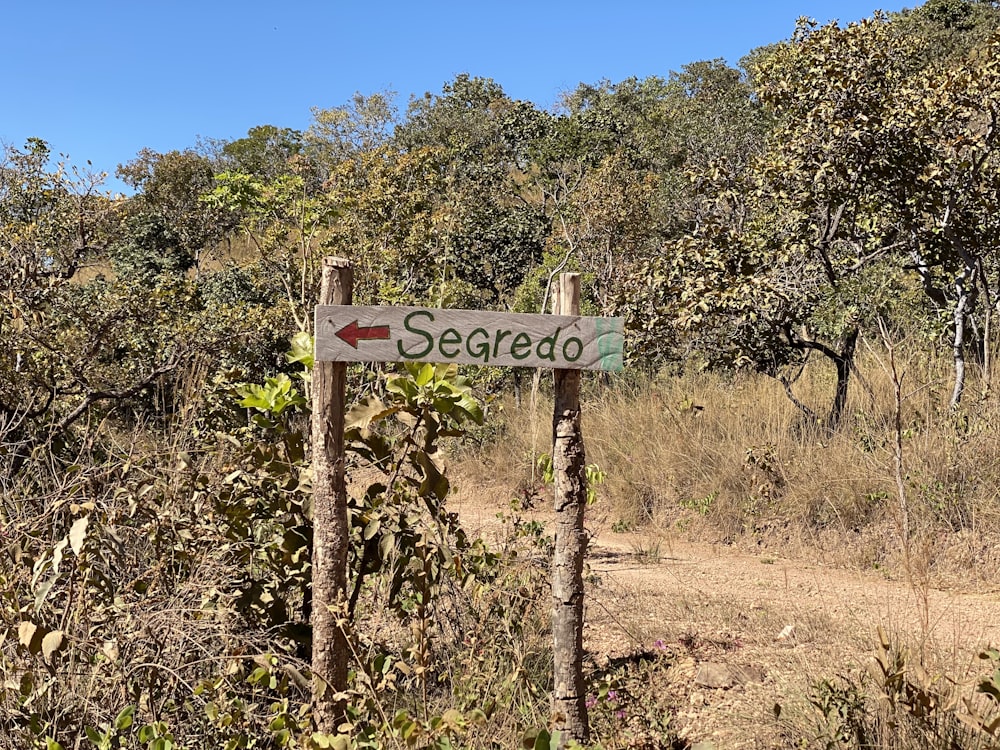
[827,327,859,432]
[779,325,859,432]
[311,257,353,731]
[948,249,981,410]
[950,274,970,410]
[550,273,590,746]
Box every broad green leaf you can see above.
[521,728,549,750]
[432,397,456,415]
[287,331,315,369]
[454,393,484,425]
[363,517,381,540]
[114,705,136,731]
[414,362,435,387]
[84,727,104,747]
[434,362,458,380]
[386,375,419,402]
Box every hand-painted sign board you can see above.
[315,305,624,371]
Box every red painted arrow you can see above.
[335,320,391,348]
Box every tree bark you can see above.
[942,216,981,409]
[828,327,859,432]
[950,271,971,410]
[311,257,352,731]
[779,325,859,432]
[550,273,590,746]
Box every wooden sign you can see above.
[315,305,624,371]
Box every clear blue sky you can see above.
[6,1,913,194]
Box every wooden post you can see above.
[311,256,352,731]
[550,272,590,745]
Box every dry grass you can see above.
[460,341,1000,584]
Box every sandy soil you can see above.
[452,484,1000,749]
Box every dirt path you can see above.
[452,486,1000,748]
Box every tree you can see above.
[892,0,1000,66]
[536,68,769,317]
[892,37,1000,405]
[305,91,397,179]
[394,75,550,306]
[321,143,449,306]
[115,148,231,278]
[753,15,1000,408]
[218,124,314,185]
[0,139,135,436]
[630,13,1000,420]
[203,166,335,333]
[621,18,918,427]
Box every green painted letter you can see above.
[438,327,462,359]
[466,328,491,362]
[398,310,435,359]
[535,327,560,361]
[562,337,583,362]
[510,332,533,360]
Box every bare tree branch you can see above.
[55,355,182,434]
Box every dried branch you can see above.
[55,354,183,434]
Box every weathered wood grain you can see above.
[311,257,352,731]
[550,273,591,746]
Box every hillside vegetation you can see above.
[5,2,1000,748]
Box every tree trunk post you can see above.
[311,256,353,731]
[550,272,590,746]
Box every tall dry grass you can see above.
[461,338,1000,582]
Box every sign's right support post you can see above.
[550,272,590,745]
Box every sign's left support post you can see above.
[311,256,353,732]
